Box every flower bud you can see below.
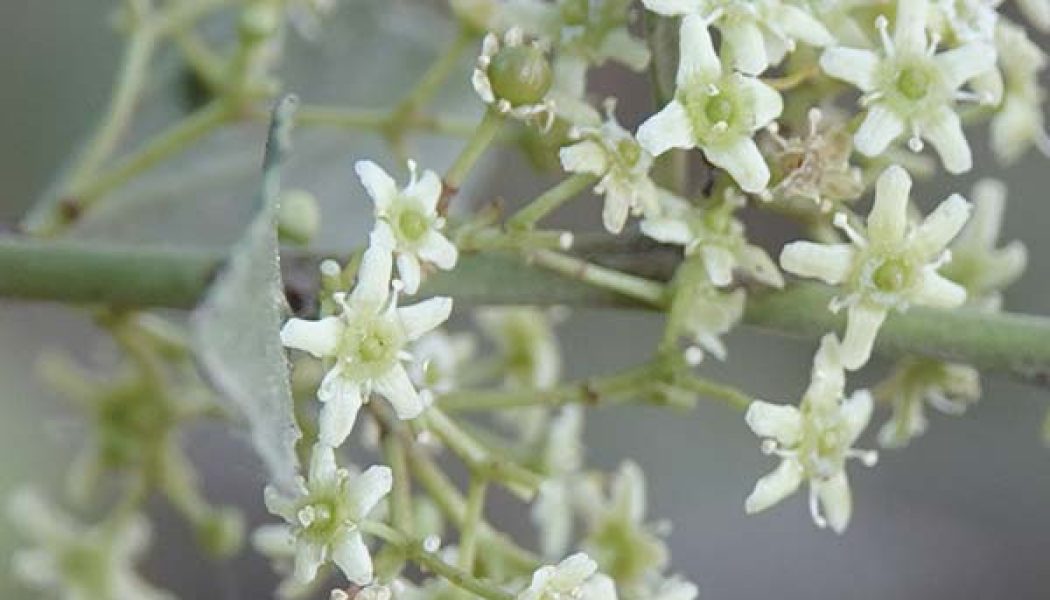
[196,507,245,558]
[487,45,553,107]
[278,189,321,246]
[239,3,280,42]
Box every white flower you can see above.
[744,334,878,533]
[780,165,971,370]
[531,405,584,558]
[642,0,835,76]
[819,0,997,173]
[560,101,660,233]
[518,553,617,600]
[357,160,458,295]
[281,243,452,447]
[264,444,392,585]
[642,188,783,288]
[7,488,174,600]
[941,178,1027,311]
[477,307,562,390]
[875,357,980,448]
[579,462,668,588]
[642,574,700,600]
[408,329,476,395]
[472,27,556,130]
[637,16,783,193]
[989,19,1050,163]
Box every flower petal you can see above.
[803,334,846,410]
[642,0,703,16]
[641,217,693,246]
[935,42,997,90]
[560,140,608,175]
[736,76,783,129]
[601,181,632,234]
[779,242,855,284]
[373,363,425,419]
[355,160,398,211]
[599,28,651,71]
[417,230,458,270]
[347,465,393,519]
[637,101,695,156]
[407,168,442,213]
[854,105,905,157]
[819,47,880,92]
[307,443,338,485]
[814,471,852,534]
[398,297,453,340]
[840,303,887,370]
[318,377,363,447]
[396,252,422,295]
[745,401,802,445]
[611,461,647,524]
[332,530,373,585]
[292,539,325,583]
[678,14,722,84]
[280,317,342,358]
[912,270,967,308]
[893,0,929,55]
[703,245,736,287]
[703,136,770,193]
[776,5,835,47]
[351,244,392,308]
[912,193,972,257]
[917,105,972,174]
[720,19,768,76]
[869,164,912,245]
[840,389,874,444]
[738,244,785,288]
[745,459,803,514]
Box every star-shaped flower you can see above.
[281,242,452,447]
[637,15,783,193]
[560,101,661,233]
[357,160,458,295]
[744,334,878,533]
[7,488,174,600]
[518,553,618,600]
[780,165,971,370]
[642,0,835,76]
[819,0,997,173]
[263,444,392,586]
[874,357,980,448]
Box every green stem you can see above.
[529,249,666,307]
[383,432,414,536]
[675,373,752,411]
[506,174,599,231]
[458,477,488,573]
[295,105,478,137]
[444,109,504,192]
[392,29,475,120]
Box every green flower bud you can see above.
[278,189,321,246]
[196,507,245,558]
[488,45,553,107]
[238,3,280,42]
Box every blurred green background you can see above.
[2,1,1049,598]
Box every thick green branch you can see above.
[1,239,1049,386]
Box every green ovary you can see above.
[872,257,911,293]
[704,95,735,124]
[487,45,553,106]
[395,208,429,242]
[895,66,932,101]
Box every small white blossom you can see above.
[518,553,617,600]
[642,188,783,288]
[929,0,998,45]
[531,405,585,558]
[744,334,878,533]
[408,329,476,395]
[780,165,971,370]
[357,160,458,295]
[264,444,392,586]
[641,0,835,76]
[819,0,997,173]
[7,488,173,600]
[281,243,452,447]
[875,357,980,448]
[560,101,660,233]
[472,27,556,130]
[637,16,783,193]
[477,307,562,390]
[988,19,1050,164]
[641,574,700,600]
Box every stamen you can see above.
[832,212,867,247]
[875,15,894,56]
[320,259,341,278]
[927,390,967,415]
[808,487,828,529]
[406,159,418,184]
[847,449,879,466]
[559,232,575,250]
[908,135,924,152]
[684,346,705,366]
[423,534,442,552]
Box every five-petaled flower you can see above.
[281,242,452,447]
[637,15,783,193]
[264,444,392,586]
[560,100,661,233]
[357,160,458,295]
[744,334,877,533]
[780,165,971,370]
[518,552,618,600]
[819,0,997,173]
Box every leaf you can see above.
[191,96,301,489]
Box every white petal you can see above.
[308,443,338,485]
[720,20,768,76]
[637,101,695,156]
[776,5,835,47]
[599,28,651,71]
[559,140,608,175]
[677,15,721,84]
[373,364,425,419]
[804,334,846,410]
[738,245,784,288]
[779,242,855,284]
[703,136,770,193]
[396,252,422,295]
[736,76,783,129]
[840,303,887,370]
[917,106,972,174]
[840,389,874,444]
[819,47,880,92]
[370,220,397,250]
[351,244,392,308]
[347,465,393,519]
[332,530,373,585]
[854,105,905,157]
[745,401,802,445]
[703,245,736,287]
[912,193,972,257]
[551,553,597,590]
[814,471,852,534]
[318,378,363,447]
[869,164,912,245]
[292,539,325,583]
[641,217,693,246]
[612,461,647,524]
[398,296,453,340]
[579,573,618,600]
[967,179,1007,248]
[893,0,929,55]
[601,182,632,234]
[744,459,803,514]
[405,169,442,213]
[935,42,997,90]
[280,317,342,358]
[532,481,573,559]
[912,270,967,308]
[472,68,495,103]
[417,231,458,270]
[642,0,703,17]
[355,160,398,211]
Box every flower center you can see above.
[615,138,641,167]
[359,333,389,363]
[872,257,910,292]
[896,66,931,100]
[704,94,735,124]
[488,45,553,106]
[396,208,429,242]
